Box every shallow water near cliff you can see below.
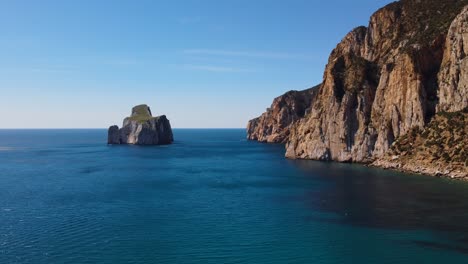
[1,129,468,263]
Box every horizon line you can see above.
[0,127,246,130]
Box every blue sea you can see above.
[1,129,468,263]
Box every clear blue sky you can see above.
[0,0,394,128]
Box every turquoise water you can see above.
[1,129,468,263]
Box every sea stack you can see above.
[108,104,173,145]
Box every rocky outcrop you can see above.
[284,0,467,163]
[438,5,468,112]
[373,108,468,179]
[108,104,173,145]
[108,125,120,144]
[286,29,380,162]
[248,0,468,179]
[247,86,318,143]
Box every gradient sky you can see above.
[0,0,394,128]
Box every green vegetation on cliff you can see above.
[127,104,156,123]
[389,0,467,48]
[390,107,467,170]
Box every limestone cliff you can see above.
[286,0,468,162]
[247,86,318,143]
[438,5,468,112]
[108,104,173,145]
[248,0,468,178]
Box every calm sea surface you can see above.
[1,129,468,263]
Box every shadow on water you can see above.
[291,159,468,254]
[412,240,468,255]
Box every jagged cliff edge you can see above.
[247,0,468,179]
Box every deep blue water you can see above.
[1,129,468,263]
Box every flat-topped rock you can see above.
[108,104,173,145]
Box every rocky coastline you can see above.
[247,0,468,179]
[247,85,318,143]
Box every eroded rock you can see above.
[108,104,173,145]
[285,0,467,162]
[247,86,318,143]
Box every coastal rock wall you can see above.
[285,28,379,162]
[438,5,468,112]
[108,104,173,145]
[285,0,467,164]
[247,86,318,143]
[248,0,468,178]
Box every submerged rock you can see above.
[108,104,173,145]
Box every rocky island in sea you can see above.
[247,0,468,179]
[108,104,173,145]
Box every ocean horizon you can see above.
[1,0,467,262]
[1,129,468,263]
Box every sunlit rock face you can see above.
[285,0,467,163]
[437,5,468,113]
[247,86,318,143]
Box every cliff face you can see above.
[438,5,468,112]
[247,86,318,143]
[284,0,467,163]
[108,104,173,145]
[248,0,468,178]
